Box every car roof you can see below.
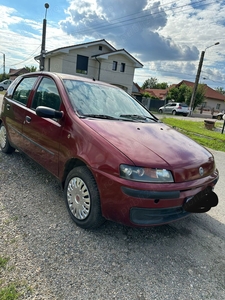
[21,71,115,87]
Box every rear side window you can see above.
[13,77,37,105]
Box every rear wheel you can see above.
[172,110,176,115]
[0,124,15,154]
[64,166,105,229]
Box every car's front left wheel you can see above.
[64,166,105,229]
[0,124,15,154]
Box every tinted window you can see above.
[13,77,37,105]
[31,77,61,110]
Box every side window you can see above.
[112,61,118,71]
[13,77,37,105]
[120,63,125,72]
[76,55,89,75]
[31,77,61,111]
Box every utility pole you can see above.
[0,52,5,78]
[189,42,219,116]
[39,3,49,71]
[189,51,205,115]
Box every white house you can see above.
[35,39,143,94]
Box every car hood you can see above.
[82,119,215,182]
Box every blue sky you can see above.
[0,0,225,89]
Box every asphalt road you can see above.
[0,93,225,299]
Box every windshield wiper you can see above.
[119,114,158,121]
[81,114,119,120]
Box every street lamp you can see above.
[189,42,219,115]
[0,51,5,77]
[39,3,49,71]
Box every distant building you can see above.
[9,68,29,80]
[176,80,225,112]
[35,39,143,94]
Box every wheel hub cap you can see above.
[67,177,91,220]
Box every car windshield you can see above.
[63,79,158,122]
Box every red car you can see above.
[0,72,219,229]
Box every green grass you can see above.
[162,117,225,152]
[0,284,19,300]
[0,257,20,299]
[0,256,9,269]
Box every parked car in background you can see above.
[159,102,190,116]
[216,112,225,120]
[0,79,13,91]
[0,72,219,229]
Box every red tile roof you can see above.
[176,80,225,101]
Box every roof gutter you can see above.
[95,57,101,81]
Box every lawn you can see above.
[162,117,225,152]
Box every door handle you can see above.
[6,104,10,110]
[25,116,31,123]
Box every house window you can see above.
[76,55,89,74]
[120,63,126,72]
[216,104,221,110]
[99,46,102,51]
[112,61,117,71]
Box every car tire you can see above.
[0,124,15,154]
[217,115,222,120]
[64,166,105,229]
[159,110,163,114]
[0,87,3,91]
[172,110,176,115]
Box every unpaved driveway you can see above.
[0,93,225,299]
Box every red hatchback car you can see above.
[0,72,219,229]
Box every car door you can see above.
[22,76,63,176]
[3,76,37,150]
[168,103,176,114]
[164,104,171,113]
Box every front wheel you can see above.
[64,166,105,229]
[159,110,163,114]
[0,124,15,154]
[172,110,176,115]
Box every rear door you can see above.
[22,76,63,176]
[3,76,37,150]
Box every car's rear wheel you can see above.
[172,110,176,115]
[64,166,105,229]
[0,124,15,154]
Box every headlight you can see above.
[120,164,174,183]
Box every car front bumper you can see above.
[94,169,219,227]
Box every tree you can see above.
[216,87,225,95]
[167,84,205,110]
[186,84,206,110]
[25,65,37,72]
[142,78,168,89]
[0,73,9,81]
[167,84,192,103]
[142,77,158,89]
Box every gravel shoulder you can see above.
[0,149,225,300]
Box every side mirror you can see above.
[36,106,63,119]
